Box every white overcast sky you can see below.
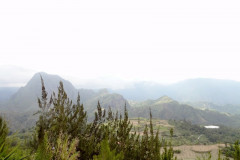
[0,0,240,88]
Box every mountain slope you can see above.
[1,72,130,130]
[85,89,130,115]
[129,96,240,127]
[0,87,19,107]
[6,72,78,111]
[4,72,129,113]
[186,101,240,115]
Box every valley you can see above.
[1,72,240,159]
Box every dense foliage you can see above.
[0,116,29,160]
[93,139,124,160]
[169,120,240,144]
[2,78,240,159]
[30,78,176,160]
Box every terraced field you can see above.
[129,118,231,159]
[173,144,226,160]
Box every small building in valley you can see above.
[204,125,219,129]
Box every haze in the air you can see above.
[0,0,240,88]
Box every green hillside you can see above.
[129,96,240,128]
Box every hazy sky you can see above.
[0,0,240,88]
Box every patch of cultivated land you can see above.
[130,118,232,159]
[130,118,173,135]
[173,144,228,160]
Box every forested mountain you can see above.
[129,96,240,128]
[114,78,240,106]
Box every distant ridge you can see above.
[115,78,240,105]
[6,72,78,111]
[129,96,240,127]
[4,72,130,112]
[2,73,240,129]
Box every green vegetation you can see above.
[4,73,240,132]
[0,115,29,160]
[35,132,79,160]
[2,78,240,159]
[30,78,176,160]
[169,120,240,145]
[130,97,240,128]
[93,139,124,160]
[129,117,240,146]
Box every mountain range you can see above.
[114,78,240,106]
[1,72,240,130]
[0,72,129,113]
[129,96,240,127]
[3,74,240,107]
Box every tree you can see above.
[93,139,124,160]
[0,116,8,146]
[32,78,88,144]
[33,78,177,160]
[234,141,240,160]
[0,116,18,160]
[35,132,79,160]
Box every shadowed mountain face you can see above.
[5,72,78,111]
[4,72,130,112]
[114,79,240,105]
